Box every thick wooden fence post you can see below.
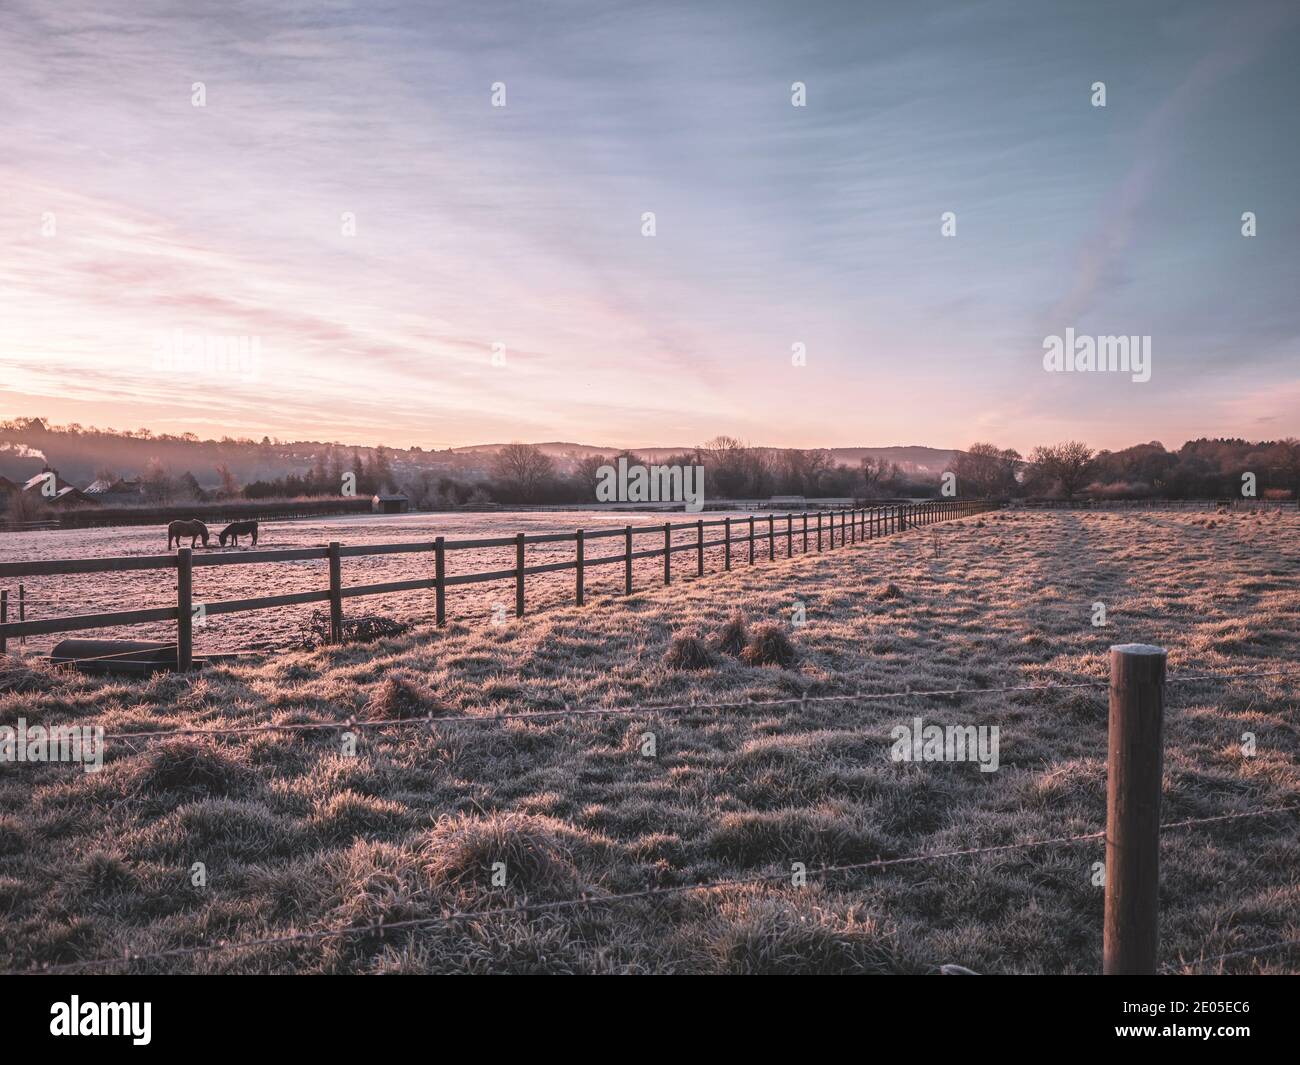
[0,589,7,655]
[696,519,704,576]
[749,517,755,563]
[803,513,809,552]
[664,522,672,585]
[575,529,585,605]
[328,541,344,640]
[176,547,193,672]
[18,585,24,647]
[1104,643,1167,975]
[817,513,822,551]
[515,533,526,617]
[787,514,793,557]
[625,525,633,594]
[724,517,731,570]
[768,515,775,560]
[433,537,446,626]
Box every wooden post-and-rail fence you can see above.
[0,500,999,669]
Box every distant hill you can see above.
[1,417,959,488]
[454,441,961,475]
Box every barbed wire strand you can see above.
[77,668,1296,743]
[10,804,1295,976]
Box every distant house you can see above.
[51,486,96,507]
[85,477,144,501]
[21,466,75,498]
[372,493,409,514]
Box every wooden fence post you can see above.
[176,547,193,672]
[433,537,446,627]
[817,513,822,551]
[787,513,793,557]
[575,529,585,605]
[328,541,344,640]
[1,589,7,655]
[664,522,672,585]
[625,525,633,594]
[18,584,25,647]
[749,516,755,564]
[768,515,775,560]
[515,533,526,617]
[803,513,809,553]
[696,519,704,576]
[1104,643,1167,975]
[724,517,731,570]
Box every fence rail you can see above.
[0,500,996,663]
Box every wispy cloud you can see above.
[1,0,1296,451]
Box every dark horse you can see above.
[219,520,259,547]
[167,519,209,549]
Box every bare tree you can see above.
[859,456,900,497]
[1029,441,1095,500]
[142,457,173,503]
[953,442,1021,498]
[491,443,555,502]
[214,462,240,500]
[574,454,614,498]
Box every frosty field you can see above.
[0,508,1296,974]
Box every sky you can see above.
[1,0,1297,454]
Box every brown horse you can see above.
[218,520,259,547]
[167,519,209,549]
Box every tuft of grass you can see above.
[364,673,448,721]
[421,812,593,901]
[663,631,715,671]
[714,613,750,657]
[875,582,903,600]
[0,654,63,695]
[135,738,252,797]
[739,623,799,668]
[710,899,902,974]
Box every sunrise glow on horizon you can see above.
[2,0,1298,454]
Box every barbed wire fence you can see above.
[0,667,1290,745]
[6,805,1295,975]
[1,661,1296,975]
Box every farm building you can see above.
[51,486,96,507]
[372,492,410,514]
[85,477,144,500]
[21,466,76,498]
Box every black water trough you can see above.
[50,639,184,675]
